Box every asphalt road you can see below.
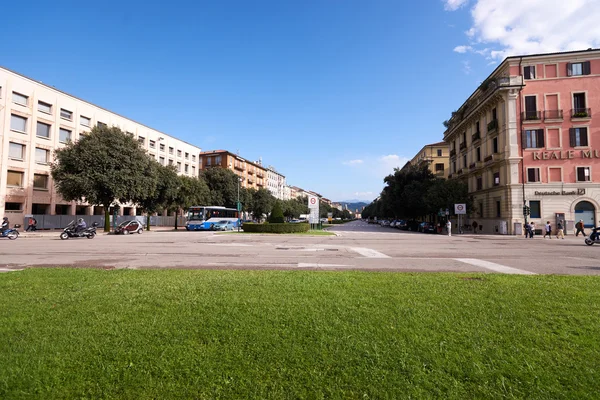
[0,221,598,275]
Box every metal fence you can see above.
[23,215,187,230]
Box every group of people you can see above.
[528,219,587,239]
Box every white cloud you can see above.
[379,154,410,174]
[462,60,472,74]
[342,159,364,166]
[353,191,374,199]
[449,0,600,60]
[453,45,472,53]
[444,0,469,11]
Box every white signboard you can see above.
[454,203,466,215]
[309,209,320,224]
[308,195,319,209]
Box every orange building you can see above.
[198,150,267,190]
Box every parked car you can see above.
[115,220,143,234]
[211,220,236,231]
[395,220,407,230]
[418,222,437,234]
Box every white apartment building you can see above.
[266,166,288,200]
[0,66,203,221]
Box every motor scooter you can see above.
[60,221,99,240]
[0,224,21,240]
[584,226,600,246]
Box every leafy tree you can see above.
[425,179,472,216]
[252,188,275,221]
[51,125,155,231]
[268,201,284,223]
[170,175,211,229]
[282,198,309,219]
[201,167,242,208]
[134,163,179,231]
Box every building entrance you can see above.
[575,201,596,228]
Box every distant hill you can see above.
[336,201,368,212]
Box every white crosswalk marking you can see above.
[455,258,536,275]
[349,247,391,258]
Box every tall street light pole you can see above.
[237,177,241,232]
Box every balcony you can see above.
[571,108,591,119]
[472,132,481,142]
[257,172,264,178]
[234,164,245,171]
[522,111,541,121]
[469,162,477,170]
[487,119,498,132]
[484,155,493,163]
[247,178,254,184]
[450,149,456,158]
[544,110,563,120]
[247,169,255,175]
[456,169,464,175]
[459,142,467,151]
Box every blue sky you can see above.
[3,0,598,202]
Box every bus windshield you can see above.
[187,208,205,221]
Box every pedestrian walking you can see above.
[446,220,451,237]
[556,220,565,239]
[25,217,37,232]
[530,222,536,238]
[575,220,586,237]
[544,221,552,239]
[524,222,531,239]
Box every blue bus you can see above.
[185,206,240,231]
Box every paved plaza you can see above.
[0,221,598,275]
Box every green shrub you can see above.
[269,201,285,224]
[242,222,310,233]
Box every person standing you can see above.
[544,221,552,239]
[446,220,451,237]
[575,220,586,237]
[556,220,565,239]
[524,222,531,239]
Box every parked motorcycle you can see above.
[0,224,20,240]
[584,226,600,246]
[60,221,99,240]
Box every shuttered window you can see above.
[567,61,591,76]
[523,129,544,148]
[524,65,536,79]
[576,167,591,182]
[569,127,588,147]
[527,168,541,182]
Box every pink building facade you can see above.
[444,49,600,235]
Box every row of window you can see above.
[452,108,499,152]
[8,142,50,164]
[146,140,196,162]
[525,166,591,183]
[523,127,590,148]
[523,92,589,120]
[6,170,49,189]
[452,137,499,172]
[523,61,592,80]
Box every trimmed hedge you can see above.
[242,222,310,234]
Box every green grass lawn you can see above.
[1,269,599,399]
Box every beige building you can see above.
[266,166,288,200]
[406,141,449,178]
[198,150,267,190]
[0,66,203,221]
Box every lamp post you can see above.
[237,177,242,232]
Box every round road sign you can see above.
[310,198,316,205]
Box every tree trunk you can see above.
[146,213,151,231]
[174,208,179,230]
[104,206,111,232]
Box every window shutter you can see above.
[567,63,572,76]
[569,128,576,147]
[531,66,536,79]
[537,129,545,148]
[583,61,591,75]
[521,130,528,148]
[528,169,534,182]
[582,128,588,146]
[536,168,540,182]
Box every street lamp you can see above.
[237,176,242,232]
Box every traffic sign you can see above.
[308,195,319,210]
[454,203,466,215]
[237,202,242,211]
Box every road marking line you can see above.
[454,258,536,275]
[0,268,23,273]
[349,247,391,259]
[298,263,352,268]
